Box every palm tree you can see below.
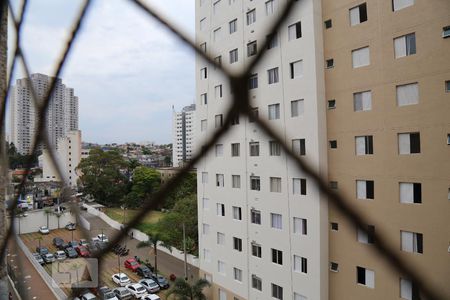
[166,278,210,300]
[136,232,172,276]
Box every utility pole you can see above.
[182,223,188,281]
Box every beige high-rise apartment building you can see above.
[323,0,450,299]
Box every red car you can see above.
[124,258,141,272]
[76,246,90,257]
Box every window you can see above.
[214,55,222,68]
[252,275,262,291]
[447,134,450,145]
[215,85,223,98]
[252,243,262,257]
[201,93,207,105]
[249,107,259,122]
[233,267,242,282]
[229,19,237,34]
[357,266,375,288]
[199,18,206,31]
[231,114,239,125]
[215,144,224,157]
[357,225,375,244]
[231,143,240,157]
[249,74,258,89]
[268,103,280,120]
[202,198,209,210]
[216,203,225,216]
[392,0,414,11]
[446,80,450,92]
[353,90,372,111]
[355,136,373,155]
[201,119,207,132]
[268,68,279,84]
[216,174,224,187]
[324,19,332,29]
[271,284,283,300]
[202,172,208,183]
[331,222,339,231]
[200,67,207,79]
[328,99,336,109]
[443,26,450,38]
[329,181,338,189]
[290,60,303,78]
[267,33,278,49]
[247,41,257,57]
[293,255,307,273]
[271,213,282,230]
[271,248,283,265]
[199,0,206,7]
[203,248,211,262]
[232,175,241,188]
[349,3,368,26]
[400,182,422,204]
[251,210,261,225]
[293,217,307,235]
[229,48,238,64]
[329,140,337,149]
[396,83,419,106]
[291,99,304,117]
[330,262,339,272]
[356,180,374,200]
[233,237,242,252]
[250,176,260,191]
[213,0,221,14]
[200,42,207,53]
[292,139,306,156]
[401,231,423,254]
[400,278,421,300]
[270,177,282,192]
[246,9,256,25]
[326,59,334,68]
[269,141,281,156]
[288,21,302,40]
[352,46,370,68]
[213,27,222,42]
[202,223,210,235]
[293,178,307,195]
[232,206,242,220]
[265,0,275,15]
[217,232,225,245]
[218,261,226,274]
[215,114,223,128]
[398,132,420,154]
[294,293,307,300]
[394,33,416,58]
[249,142,260,156]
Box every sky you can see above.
[7,0,196,144]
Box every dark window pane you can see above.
[366,181,374,199]
[413,183,422,203]
[357,267,365,284]
[410,133,420,153]
[359,3,368,22]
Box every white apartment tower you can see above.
[196,1,328,300]
[10,73,79,154]
[172,104,196,167]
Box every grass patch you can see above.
[104,208,164,227]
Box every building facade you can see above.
[323,0,450,299]
[10,73,79,154]
[196,0,329,299]
[172,104,196,167]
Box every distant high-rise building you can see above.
[172,104,196,167]
[9,73,79,154]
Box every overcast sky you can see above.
[7,0,195,144]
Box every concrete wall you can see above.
[13,209,75,234]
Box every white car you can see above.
[75,292,98,300]
[54,250,67,261]
[142,295,161,300]
[138,279,160,293]
[39,226,50,234]
[97,233,109,242]
[112,273,131,287]
[125,283,148,299]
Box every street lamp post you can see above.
[183,223,188,281]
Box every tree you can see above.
[166,278,210,300]
[136,232,172,276]
[164,172,196,209]
[124,166,160,208]
[77,148,129,206]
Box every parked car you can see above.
[138,279,160,294]
[64,247,78,258]
[59,242,69,250]
[35,246,49,256]
[136,266,152,279]
[125,283,147,299]
[152,275,169,289]
[53,237,64,248]
[87,242,99,254]
[95,241,109,251]
[112,287,132,300]
[76,292,98,300]
[42,253,56,264]
[65,222,76,231]
[76,246,90,257]
[39,226,50,234]
[124,258,140,272]
[68,240,79,248]
[91,237,101,243]
[98,286,119,300]
[32,252,45,265]
[54,250,67,261]
[79,239,88,247]
[142,295,160,300]
[97,233,109,242]
[112,273,131,287]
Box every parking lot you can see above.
[20,228,172,299]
